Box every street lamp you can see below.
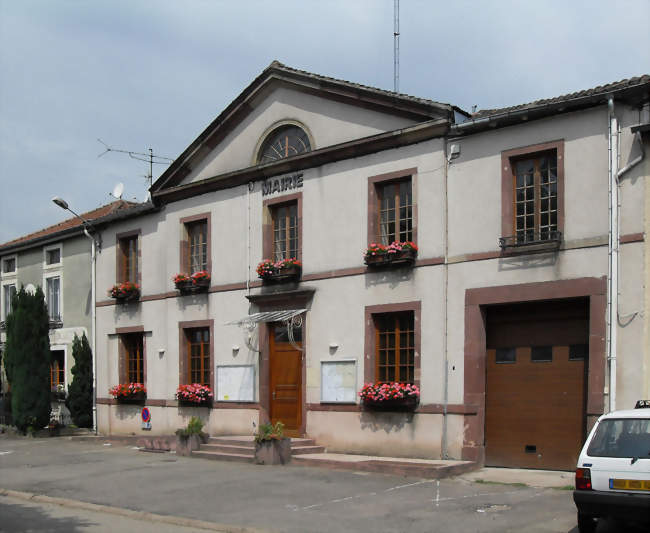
[52,197,100,433]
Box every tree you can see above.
[66,333,93,428]
[4,287,51,432]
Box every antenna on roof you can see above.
[97,139,174,190]
[394,0,400,93]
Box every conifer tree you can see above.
[4,287,51,432]
[66,333,93,428]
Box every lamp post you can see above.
[52,197,100,433]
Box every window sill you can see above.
[498,232,562,253]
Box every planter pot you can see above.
[174,280,193,293]
[192,278,210,289]
[364,254,392,268]
[178,398,212,407]
[115,393,146,404]
[112,291,140,303]
[362,396,419,412]
[391,248,417,266]
[263,265,301,282]
[254,438,292,465]
[175,433,201,456]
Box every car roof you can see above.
[599,409,650,420]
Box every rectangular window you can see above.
[186,220,208,274]
[2,257,16,274]
[118,235,138,283]
[50,350,65,389]
[122,333,144,383]
[376,179,413,245]
[272,202,299,261]
[531,346,553,362]
[496,347,516,364]
[187,328,210,386]
[514,154,558,243]
[569,344,588,361]
[46,248,61,265]
[46,277,61,321]
[3,284,16,319]
[374,312,415,383]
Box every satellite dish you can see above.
[111,182,124,199]
[25,283,36,295]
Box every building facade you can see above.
[0,200,138,422]
[94,63,649,470]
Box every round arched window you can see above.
[257,125,311,164]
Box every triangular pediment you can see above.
[152,61,454,195]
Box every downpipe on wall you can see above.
[83,228,98,434]
[607,97,619,413]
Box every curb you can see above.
[0,488,271,533]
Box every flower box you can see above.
[109,282,140,302]
[362,396,419,411]
[256,258,301,282]
[359,382,420,412]
[174,272,210,294]
[176,383,213,406]
[365,242,418,268]
[110,383,147,403]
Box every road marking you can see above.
[435,480,440,507]
[0,451,13,455]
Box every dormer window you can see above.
[257,125,311,164]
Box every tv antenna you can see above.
[97,139,174,189]
[394,0,400,93]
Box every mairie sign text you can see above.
[262,173,303,196]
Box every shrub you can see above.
[175,416,206,438]
[65,333,93,428]
[254,421,285,443]
[4,287,51,432]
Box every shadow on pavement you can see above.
[0,499,95,532]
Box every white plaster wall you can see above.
[183,86,419,183]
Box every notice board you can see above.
[320,359,356,403]
[216,365,255,402]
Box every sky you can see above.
[1,0,649,244]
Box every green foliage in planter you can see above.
[65,333,93,428]
[4,287,51,432]
[175,416,206,438]
[254,421,285,443]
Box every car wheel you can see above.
[577,512,597,533]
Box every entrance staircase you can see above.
[192,435,325,463]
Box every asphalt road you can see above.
[0,435,590,532]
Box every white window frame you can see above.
[1,254,17,277]
[43,243,63,270]
[43,271,63,322]
[49,343,68,390]
[1,280,17,322]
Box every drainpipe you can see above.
[83,228,98,434]
[441,138,451,459]
[607,97,619,413]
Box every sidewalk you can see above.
[459,467,575,489]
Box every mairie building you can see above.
[94,62,650,470]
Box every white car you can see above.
[573,400,650,532]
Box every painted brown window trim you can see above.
[364,301,422,387]
[462,276,606,464]
[262,191,303,262]
[179,212,212,276]
[178,319,214,393]
[115,229,142,285]
[116,327,146,385]
[367,167,418,246]
[501,140,564,244]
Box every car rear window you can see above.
[587,418,650,458]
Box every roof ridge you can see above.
[267,60,452,109]
[473,74,650,118]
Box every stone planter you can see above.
[175,433,201,456]
[362,396,419,412]
[364,254,392,268]
[254,438,292,465]
[391,248,417,266]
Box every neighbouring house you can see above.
[94,62,649,470]
[0,200,145,424]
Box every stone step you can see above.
[191,450,254,463]
[290,445,326,455]
[200,443,255,455]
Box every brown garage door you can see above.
[485,299,588,470]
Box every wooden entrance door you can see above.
[269,324,302,437]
